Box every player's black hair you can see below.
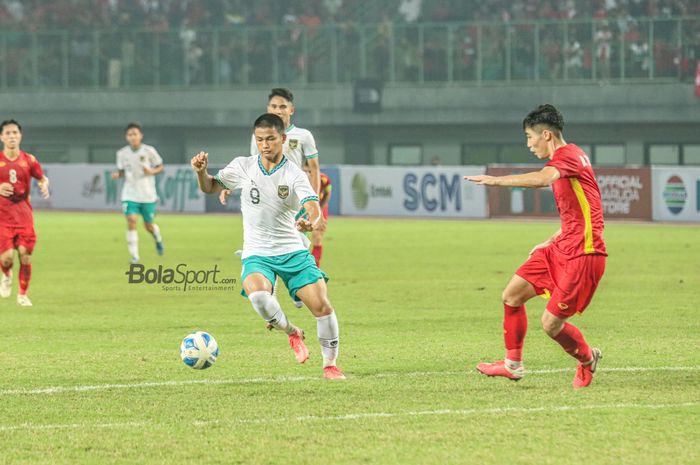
[523,104,564,136]
[268,88,294,103]
[0,119,22,133]
[254,113,285,134]
[125,122,142,133]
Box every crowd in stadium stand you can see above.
[0,0,697,30]
[0,0,698,87]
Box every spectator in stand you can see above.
[595,22,614,79]
[0,0,696,32]
[565,37,584,79]
[398,0,422,23]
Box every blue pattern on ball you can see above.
[181,331,219,370]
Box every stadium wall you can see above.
[4,83,700,166]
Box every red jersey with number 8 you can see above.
[545,144,607,259]
[0,151,44,227]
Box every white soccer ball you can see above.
[180,331,219,369]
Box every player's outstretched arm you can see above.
[464,166,560,188]
[296,199,326,233]
[190,151,223,194]
[37,176,50,199]
[144,164,164,176]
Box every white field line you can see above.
[0,421,147,432]
[2,402,699,433]
[253,401,700,425]
[2,365,698,397]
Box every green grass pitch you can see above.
[2,211,699,464]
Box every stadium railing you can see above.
[0,16,698,90]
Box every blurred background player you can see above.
[254,88,321,191]
[0,120,50,306]
[302,161,332,267]
[111,123,165,263]
[192,113,345,380]
[220,87,321,201]
[464,104,607,389]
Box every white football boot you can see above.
[0,271,11,298]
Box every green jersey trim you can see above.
[299,195,319,206]
[295,208,309,221]
[257,155,287,176]
[285,124,296,133]
[214,174,228,189]
[305,153,319,159]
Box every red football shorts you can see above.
[0,225,37,254]
[322,205,329,220]
[516,245,606,318]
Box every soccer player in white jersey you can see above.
[221,88,320,307]
[111,123,165,263]
[191,113,345,380]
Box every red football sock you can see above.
[551,322,592,364]
[504,304,527,362]
[311,245,323,267]
[19,263,31,295]
[0,262,11,277]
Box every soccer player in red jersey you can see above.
[303,163,332,267]
[464,104,607,388]
[0,120,50,307]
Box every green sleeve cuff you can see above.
[299,195,319,206]
[214,175,228,189]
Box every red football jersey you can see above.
[545,144,607,259]
[0,151,44,227]
[319,172,332,205]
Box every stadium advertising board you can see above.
[486,166,652,220]
[339,166,487,218]
[652,167,700,221]
[36,164,204,212]
[486,166,558,218]
[596,168,652,219]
